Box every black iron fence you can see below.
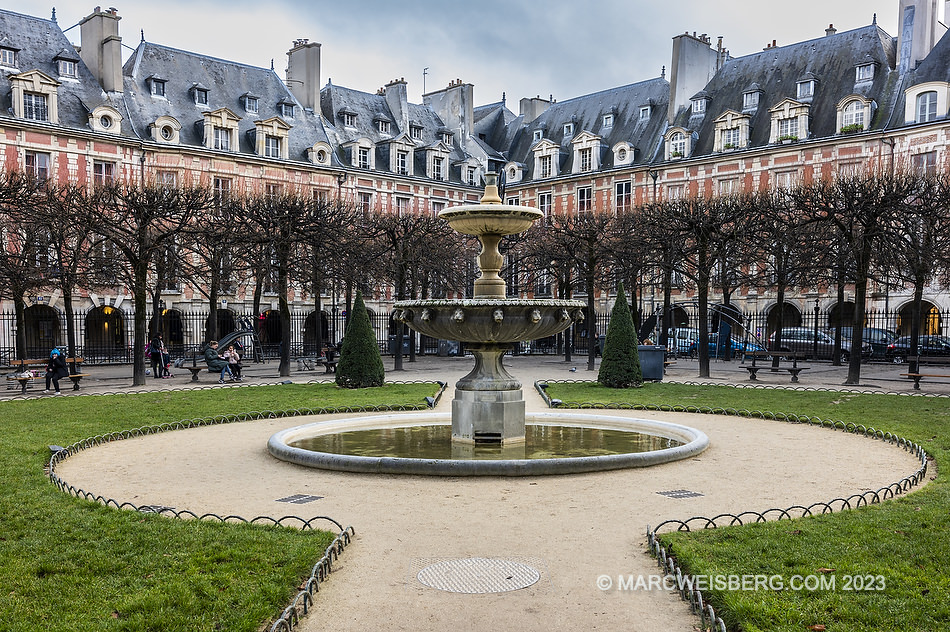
[1,302,944,365]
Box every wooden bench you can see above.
[901,357,950,390]
[4,357,86,393]
[297,355,338,373]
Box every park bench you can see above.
[297,355,338,373]
[743,351,810,383]
[900,357,950,390]
[4,357,86,394]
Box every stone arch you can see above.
[84,305,127,362]
[765,302,802,339]
[24,304,62,357]
[896,299,942,337]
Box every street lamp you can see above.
[336,172,346,198]
[648,169,659,202]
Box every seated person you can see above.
[203,341,232,383]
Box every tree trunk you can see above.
[132,265,149,386]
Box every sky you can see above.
[9,0,902,107]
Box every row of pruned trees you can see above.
[0,174,473,384]
[509,168,950,384]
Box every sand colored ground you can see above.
[51,357,928,631]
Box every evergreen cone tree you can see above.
[335,290,386,388]
[597,282,642,388]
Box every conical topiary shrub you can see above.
[335,290,386,388]
[597,283,642,388]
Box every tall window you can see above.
[213,127,231,151]
[358,147,371,169]
[431,156,444,180]
[912,151,937,175]
[539,155,552,178]
[615,181,631,213]
[93,161,115,186]
[265,183,281,199]
[467,167,477,186]
[431,201,446,215]
[264,135,281,158]
[377,120,390,134]
[358,191,372,215]
[244,96,258,114]
[395,196,410,216]
[721,127,740,148]
[917,91,938,123]
[150,79,166,97]
[667,184,685,200]
[564,123,574,137]
[842,100,865,128]
[25,151,50,182]
[577,186,592,213]
[538,192,552,218]
[195,89,208,105]
[396,150,408,175]
[410,125,422,140]
[213,177,232,200]
[23,92,48,121]
[579,147,592,172]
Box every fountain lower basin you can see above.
[267,412,709,476]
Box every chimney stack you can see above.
[79,7,123,93]
[518,96,550,124]
[286,39,321,111]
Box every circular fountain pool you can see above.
[268,412,709,476]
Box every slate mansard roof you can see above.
[672,24,899,154]
[0,9,112,131]
[119,42,333,161]
[494,78,671,177]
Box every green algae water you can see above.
[290,424,682,460]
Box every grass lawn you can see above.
[546,381,950,632]
[0,381,438,631]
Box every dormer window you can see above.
[670,132,686,156]
[441,132,452,145]
[58,60,77,78]
[23,92,48,121]
[743,91,759,110]
[639,106,650,121]
[856,63,874,83]
[602,114,614,128]
[564,122,574,137]
[193,86,209,106]
[797,79,815,100]
[242,93,259,114]
[278,102,295,118]
[343,112,357,127]
[147,76,166,97]
[377,119,391,134]
[358,147,371,168]
[0,47,16,67]
[410,125,423,139]
[533,130,543,142]
[691,98,706,114]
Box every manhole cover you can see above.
[416,557,541,593]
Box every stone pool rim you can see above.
[267,412,709,477]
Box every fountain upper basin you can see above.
[438,204,544,236]
[393,298,586,344]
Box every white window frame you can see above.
[25,151,50,181]
[410,125,422,140]
[615,181,631,213]
[0,48,16,67]
[214,126,231,151]
[778,117,799,139]
[797,80,814,100]
[742,91,759,110]
[564,123,574,137]
[279,103,295,118]
[692,99,706,114]
[58,60,77,78]
[577,186,593,213]
[533,130,543,142]
[856,64,874,82]
[431,156,444,180]
[721,127,740,148]
[213,177,232,200]
[842,100,865,128]
[538,192,552,217]
[602,114,614,128]
[639,106,650,121]
[377,120,391,134]
[264,135,281,159]
[917,91,938,123]
[579,147,592,172]
[23,92,48,121]
[358,146,371,169]
[245,96,258,114]
[396,150,409,175]
[194,88,209,106]
[467,166,478,186]
[669,132,686,157]
[343,112,357,127]
[150,79,166,97]
[93,161,115,186]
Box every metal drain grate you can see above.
[275,494,324,504]
[416,557,541,594]
[657,489,704,499]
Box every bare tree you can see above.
[88,181,213,385]
[791,170,915,384]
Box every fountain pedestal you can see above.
[452,343,525,443]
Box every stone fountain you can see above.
[392,173,586,445]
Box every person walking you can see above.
[44,348,69,395]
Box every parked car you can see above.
[688,333,766,359]
[828,327,897,360]
[667,327,699,355]
[767,327,869,362]
[885,335,950,363]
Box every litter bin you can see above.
[388,335,411,355]
[638,345,665,381]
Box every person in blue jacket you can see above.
[44,348,69,394]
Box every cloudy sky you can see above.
[12,0,902,106]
